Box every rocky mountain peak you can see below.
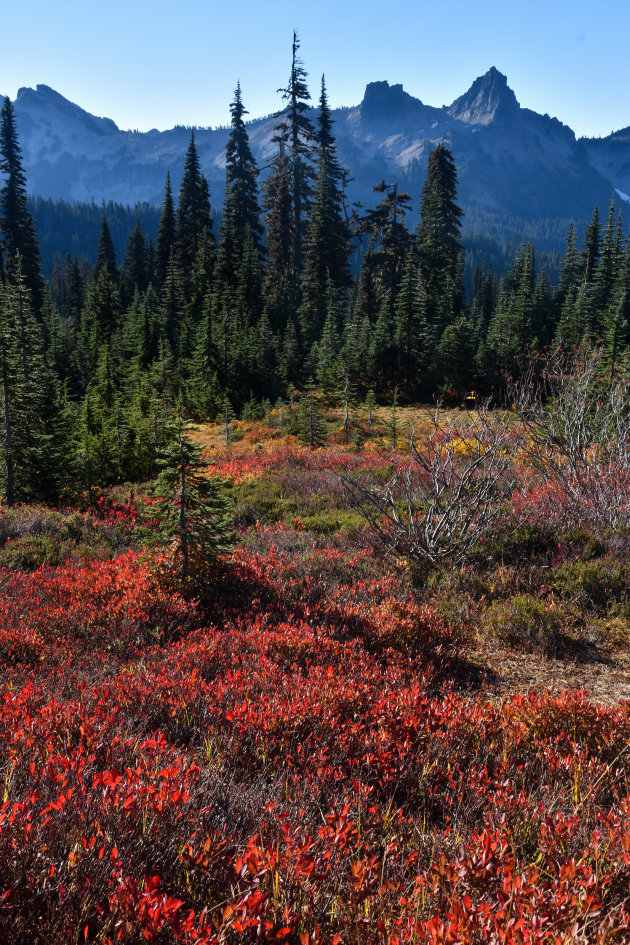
[448,67,519,125]
[15,84,120,133]
[358,80,426,125]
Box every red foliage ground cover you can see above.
[1,445,630,942]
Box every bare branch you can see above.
[341,402,518,575]
[510,346,630,533]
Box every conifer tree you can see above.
[436,316,476,395]
[295,378,326,447]
[188,298,220,419]
[66,257,85,325]
[299,76,350,342]
[484,282,517,373]
[365,302,394,389]
[223,395,234,445]
[604,240,630,373]
[592,199,619,328]
[279,314,300,385]
[0,282,23,506]
[95,216,118,282]
[359,180,412,320]
[339,361,357,442]
[0,97,44,313]
[176,132,214,281]
[213,83,264,379]
[121,218,149,305]
[554,219,580,320]
[384,386,404,450]
[159,254,186,351]
[79,266,120,383]
[272,31,316,298]
[315,276,343,399]
[394,251,428,392]
[363,389,377,435]
[262,151,294,333]
[188,233,215,326]
[156,171,176,286]
[581,205,600,285]
[353,246,379,325]
[254,308,278,397]
[532,264,554,347]
[605,290,629,376]
[222,82,263,253]
[484,242,537,374]
[416,144,464,340]
[555,281,592,350]
[0,270,51,504]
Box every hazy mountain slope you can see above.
[582,127,630,203]
[5,70,624,228]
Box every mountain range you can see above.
[6,68,630,243]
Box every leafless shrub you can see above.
[510,346,630,533]
[341,402,518,576]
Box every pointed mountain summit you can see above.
[448,67,519,125]
[15,84,119,134]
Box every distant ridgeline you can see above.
[0,39,629,508]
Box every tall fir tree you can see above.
[272,31,316,301]
[299,76,350,344]
[0,269,52,504]
[262,150,294,334]
[78,267,120,384]
[156,171,176,286]
[394,251,428,392]
[95,216,118,282]
[592,199,619,330]
[176,131,214,283]
[580,205,600,286]
[213,82,264,376]
[416,144,464,341]
[556,220,580,311]
[0,97,44,313]
[358,180,412,324]
[222,82,263,253]
[66,256,85,325]
[121,218,149,306]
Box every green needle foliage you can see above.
[293,378,327,447]
[152,418,234,579]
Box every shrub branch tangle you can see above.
[511,345,630,532]
[343,402,516,574]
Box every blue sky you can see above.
[3,0,629,137]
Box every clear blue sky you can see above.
[2,0,628,138]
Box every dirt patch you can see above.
[471,641,630,706]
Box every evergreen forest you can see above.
[1,34,629,504]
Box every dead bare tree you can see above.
[510,346,630,533]
[342,402,517,577]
